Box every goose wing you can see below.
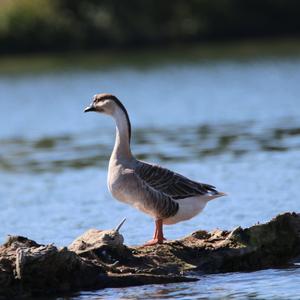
[129,171,179,219]
[135,161,218,200]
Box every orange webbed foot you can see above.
[143,238,164,246]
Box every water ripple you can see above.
[1,121,300,173]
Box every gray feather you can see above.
[135,161,218,200]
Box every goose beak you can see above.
[84,104,96,113]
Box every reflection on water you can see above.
[1,121,300,173]
[1,51,300,300]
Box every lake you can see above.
[1,42,300,299]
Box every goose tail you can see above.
[216,191,227,197]
[206,191,227,201]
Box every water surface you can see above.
[1,47,300,299]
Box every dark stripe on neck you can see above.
[98,95,131,142]
[113,98,131,143]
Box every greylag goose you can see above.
[84,94,226,246]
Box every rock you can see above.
[68,228,125,254]
[69,218,126,255]
[0,236,103,298]
[68,219,131,271]
[0,212,300,298]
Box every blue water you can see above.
[1,53,300,299]
[75,267,300,300]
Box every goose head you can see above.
[84,93,132,141]
[84,93,123,116]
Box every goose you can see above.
[84,94,226,246]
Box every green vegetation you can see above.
[0,0,300,53]
[1,38,300,74]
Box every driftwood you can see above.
[1,212,300,299]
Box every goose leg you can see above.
[144,219,164,246]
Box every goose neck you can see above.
[111,108,132,160]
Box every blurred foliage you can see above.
[0,0,300,53]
